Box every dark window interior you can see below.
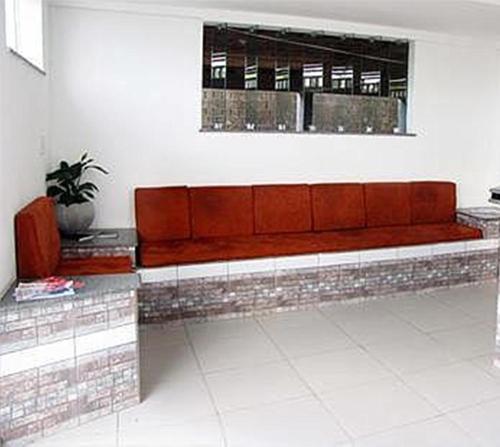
[202,24,410,134]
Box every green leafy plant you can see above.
[46,153,108,206]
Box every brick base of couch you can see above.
[138,241,499,324]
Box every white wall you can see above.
[48,4,500,228]
[0,0,48,294]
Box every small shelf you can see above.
[199,129,417,137]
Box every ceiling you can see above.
[115,0,500,40]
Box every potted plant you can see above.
[46,153,108,234]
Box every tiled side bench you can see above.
[457,207,500,239]
[0,274,140,446]
[60,229,138,268]
[138,239,499,324]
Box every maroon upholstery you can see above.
[190,186,254,238]
[135,187,191,242]
[16,197,133,279]
[56,256,133,276]
[15,197,62,278]
[365,183,412,227]
[134,181,483,268]
[411,181,456,224]
[254,184,312,234]
[139,223,482,267]
[311,183,365,231]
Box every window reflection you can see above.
[202,24,409,134]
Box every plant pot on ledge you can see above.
[46,152,108,235]
[56,201,95,235]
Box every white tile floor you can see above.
[32,281,500,446]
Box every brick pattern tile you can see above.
[0,290,140,445]
[138,249,499,324]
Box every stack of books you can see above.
[14,277,78,302]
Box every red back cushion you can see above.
[311,183,366,231]
[364,183,412,227]
[190,186,254,238]
[15,197,61,279]
[135,187,191,242]
[411,181,456,224]
[253,184,312,234]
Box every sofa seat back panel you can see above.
[311,183,366,231]
[190,186,254,238]
[15,197,62,279]
[253,184,312,235]
[365,183,412,228]
[135,187,191,242]
[411,181,456,224]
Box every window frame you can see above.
[5,0,46,74]
[201,23,415,136]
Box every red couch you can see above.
[135,182,482,268]
[15,197,133,279]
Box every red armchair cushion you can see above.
[311,183,366,231]
[135,187,191,242]
[365,183,411,227]
[190,186,254,238]
[253,184,312,234]
[56,256,133,276]
[411,181,456,224]
[139,222,481,267]
[15,197,61,279]
[16,196,135,279]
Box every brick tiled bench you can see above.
[0,274,140,446]
[137,239,499,324]
[134,181,497,324]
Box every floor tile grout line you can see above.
[254,316,355,444]
[439,396,500,443]
[380,298,484,335]
[115,411,120,447]
[213,393,316,417]
[347,413,449,444]
[443,415,483,447]
[314,298,459,428]
[200,356,288,376]
[464,355,500,382]
[320,283,492,338]
[145,283,498,442]
[444,395,500,447]
[316,304,385,351]
[315,289,497,373]
[261,306,485,442]
[444,393,500,415]
[182,320,230,447]
[391,359,500,418]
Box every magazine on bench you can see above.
[14,277,84,302]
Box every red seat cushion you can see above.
[365,183,411,227]
[139,223,482,267]
[411,181,456,224]
[15,197,61,279]
[253,184,312,234]
[56,256,133,276]
[312,223,481,253]
[135,187,191,242]
[190,186,254,238]
[311,183,366,231]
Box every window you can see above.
[5,0,44,71]
[202,24,410,135]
